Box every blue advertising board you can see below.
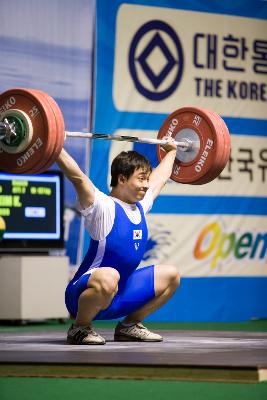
[91,0,267,321]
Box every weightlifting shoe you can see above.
[114,321,163,342]
[67,323,106,345]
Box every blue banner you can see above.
[92,0,267,321]
[0,0,95,266]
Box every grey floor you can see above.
[0,329,267,368]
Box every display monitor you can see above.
[0,170,64,253]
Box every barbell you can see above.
[0,88,231,184]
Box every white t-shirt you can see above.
[77,188,153,241]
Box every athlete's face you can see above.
[121,168,150,203]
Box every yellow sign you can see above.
[0,216,6,241]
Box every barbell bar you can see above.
[65,131,192,150]
[0,88,231,184]
[0,120,193,150]
[0,120,15,141]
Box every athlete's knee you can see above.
[166,265,180,288]
[154,264,180,293]
[101,269,120,296]
[89,267,120,297]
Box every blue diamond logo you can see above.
[137,32,177,89]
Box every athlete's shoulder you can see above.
[77,188,113,215]
[139,188,153,214]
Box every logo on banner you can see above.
[193,222,267,269]
[128,20,184,100]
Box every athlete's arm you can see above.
[57,148,95,208]
[148,139,177,200]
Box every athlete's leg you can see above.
[75,267,120,325]
[123,264,180,323]
[67,267,120,345]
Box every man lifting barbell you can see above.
[0,88,231,344]
[57,142,180,344]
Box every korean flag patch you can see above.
[133,230,142,240]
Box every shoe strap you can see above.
[136,322,146,329]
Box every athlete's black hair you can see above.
[110,151,152,187]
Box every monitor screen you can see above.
[0,170,64,253]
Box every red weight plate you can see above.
[0,88,56,174]
[207,110,231,177]
[191,109,231,185]
[157,107,224,184]
[36,91,65,173]
[190,109,225,184]
[194,110,231,184]
[27,89,64,174]
[21,89,59,174]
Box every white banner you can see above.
[114,4,267,118]
[141,214,267,277]
[108,130,267,197]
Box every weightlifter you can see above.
[0,88,231,345]
[57,139,180,345]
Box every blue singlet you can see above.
[65,200,155,320]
